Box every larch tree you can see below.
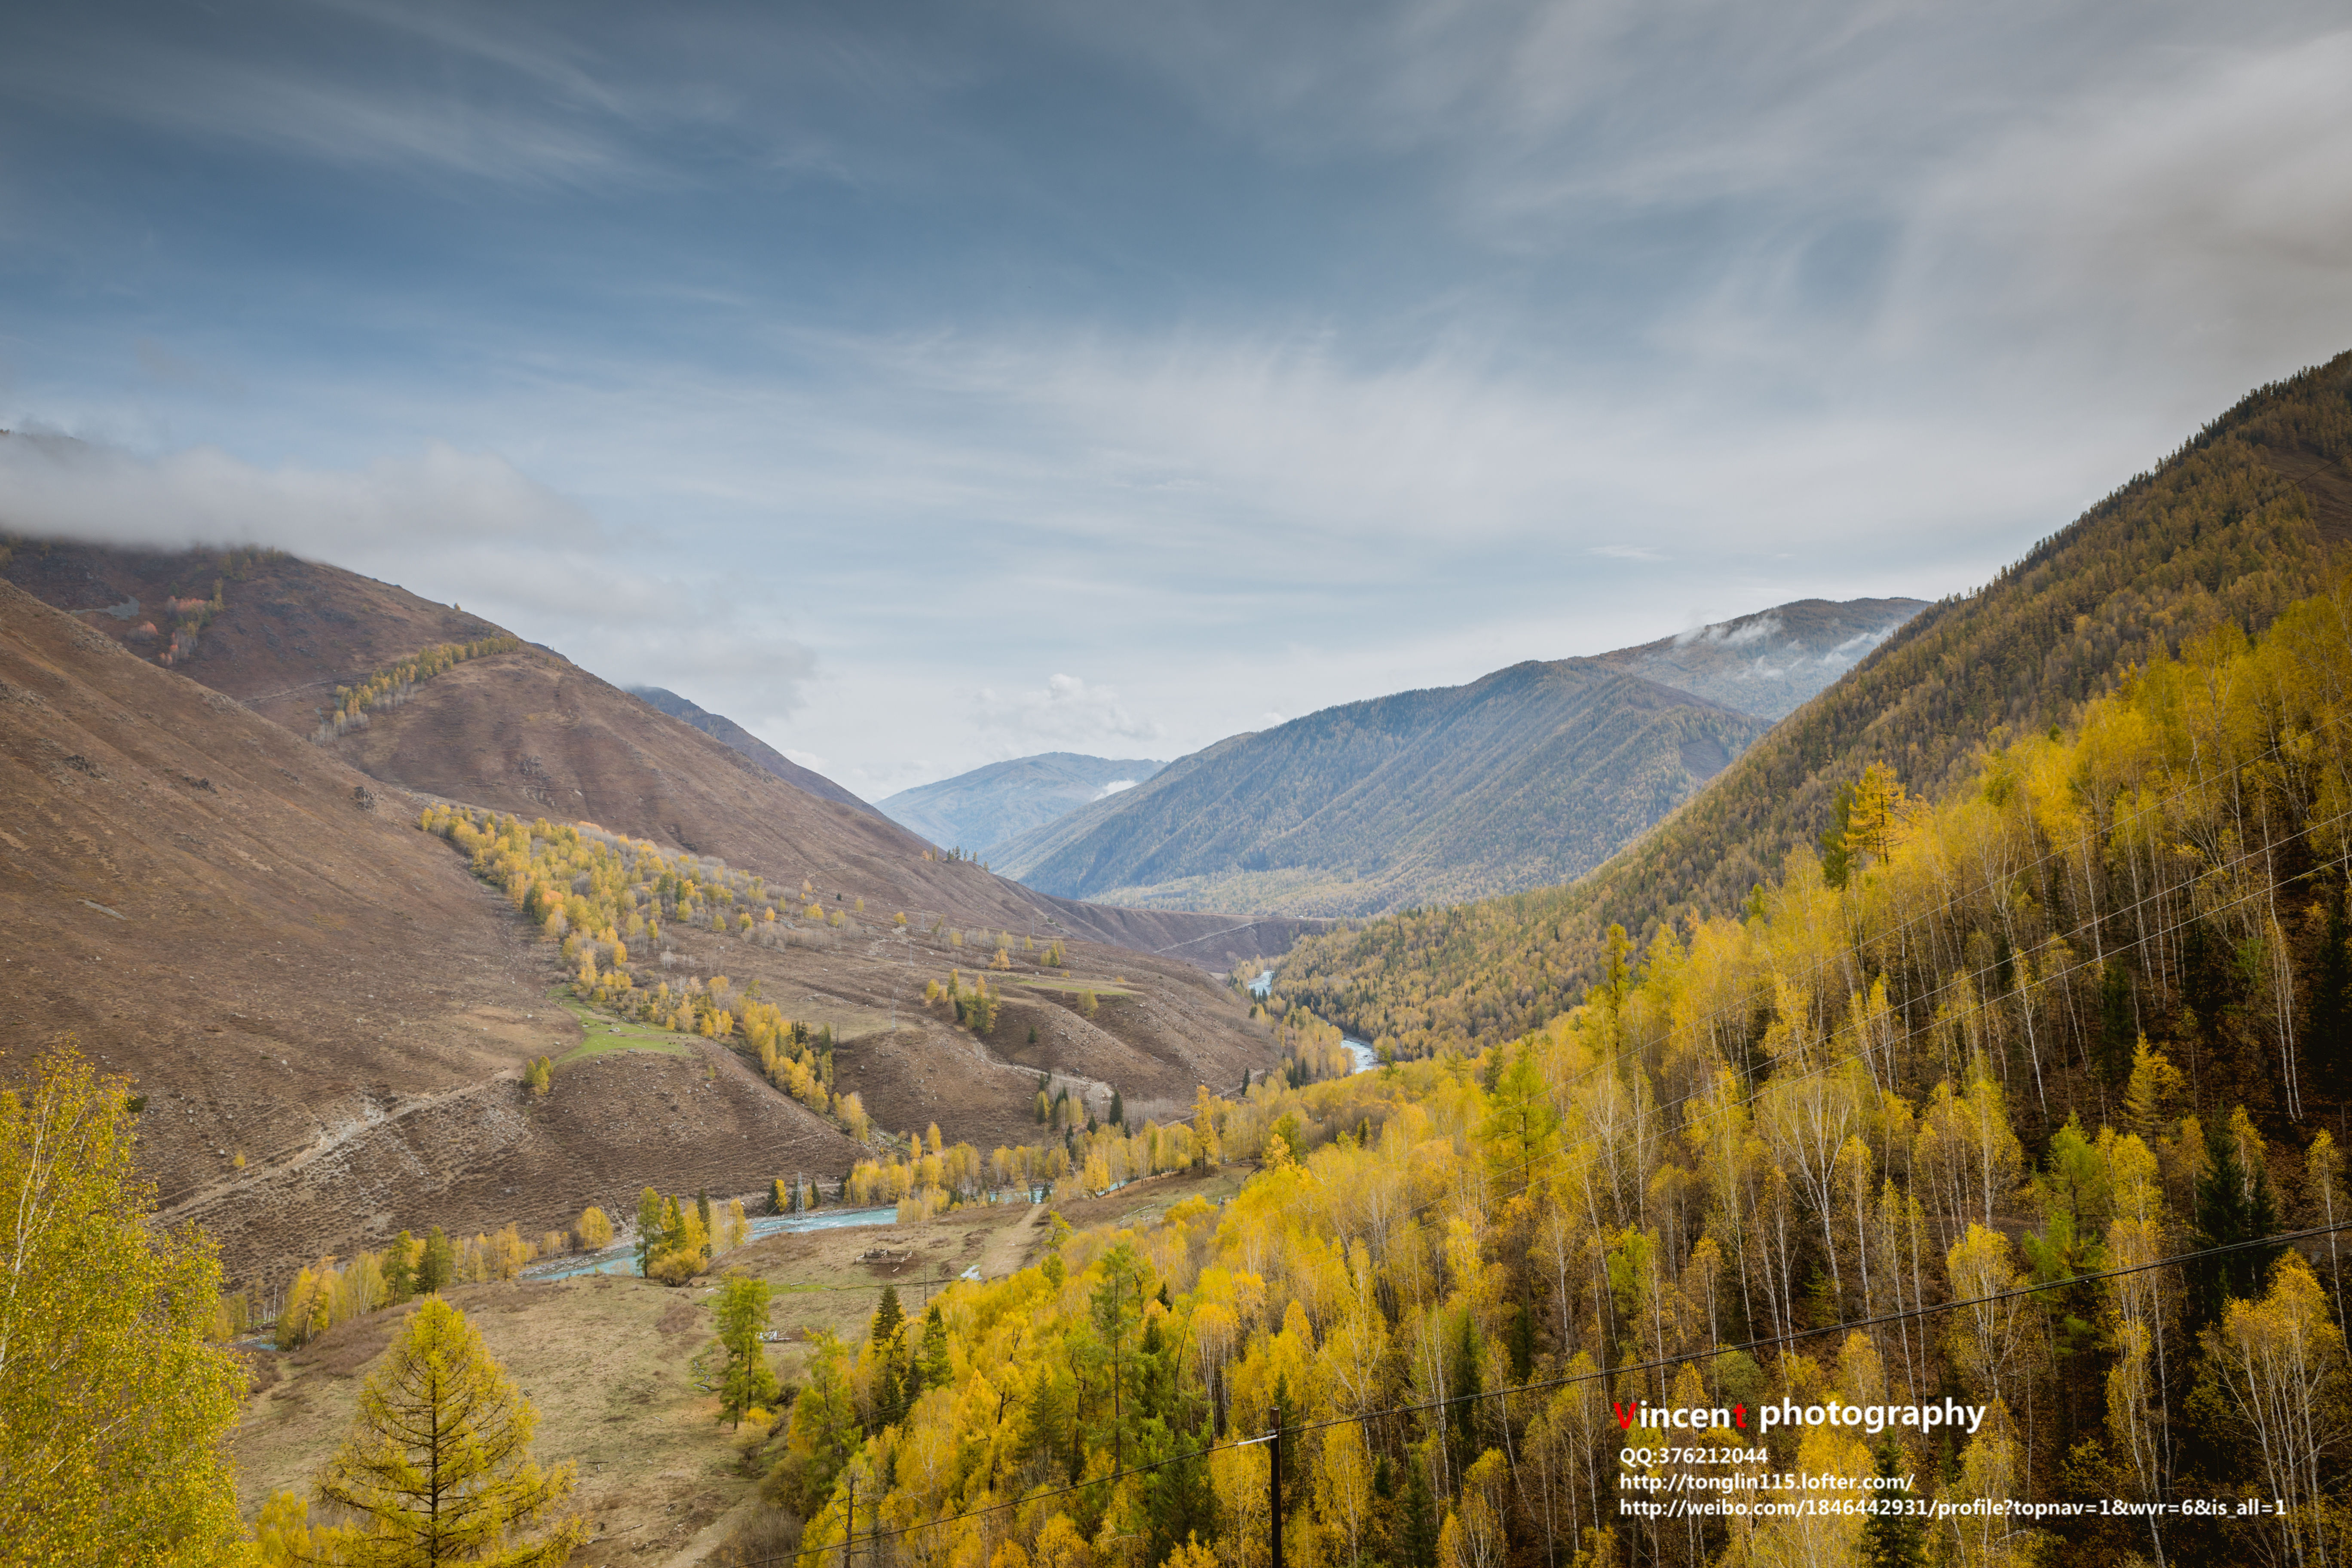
[316,1295,585,1567]
[0,1038,245,1567]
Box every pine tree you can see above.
[919,1303,952,1390]
[2190,1109,2284,1325]
[701,1274,779,1429]
[0,1037,246,1564]
[417,1227,456,1296]
[1399,1446,1439,1568]
[2313,883,2351,1079]
[1859,1442,1924,1568]
[636,1187,664,1277]
[384,1230,417,1302]
[1109,1087,1124,1128]
[317,1296,585,1565]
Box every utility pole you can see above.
[1111,1271,1122,1472]
[1269,1423,1284,1568]
[843,1476,855,1568]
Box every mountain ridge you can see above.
[994,595,1923,916]
[627,684,883,821]
[880,751,1167,854]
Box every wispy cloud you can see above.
[973,673,1162,754]
[0,432,818,711]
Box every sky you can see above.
[2,0,2349,799]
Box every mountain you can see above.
[627,684,884,821]
[0,576,860,1277]
[1592,597,1927,719]
[880,752,1167,854]
[1275,347,2352,1054]
[991,597,1923,917]
[0,538,1326,1280]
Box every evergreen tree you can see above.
[1399,1446,1439,1568]
[383,1230,416,1303]
[869,1286,907,1427]
[2189,1110,2284,1325]
[2313,882,2351,1078]
[701,1274,779,1430]
[1860,1442,1924,1568]
[919,1303,952,1391]
[317,1296,585,1565]
[417,1227,456,1296]
[1109,1087,1124,1128]
[635,1187,664,1277]
[2098,960,2135,1082]
[1819,779,1858,889]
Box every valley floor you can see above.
[232,1167,1243,1565]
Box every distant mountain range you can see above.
[991,597,1924,917]
[880,753,1166,854]
[626,685,884,821]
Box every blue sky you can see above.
[4,0,2350,797]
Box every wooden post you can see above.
[1269,1424,1284,1568]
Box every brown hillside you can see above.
[0,545,1296,1286]
[0,536,1326,970]
[0,579,861,1279]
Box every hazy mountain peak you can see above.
[880,752,1169,854]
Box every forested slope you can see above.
[764,575,2352,1568]
[1279,349,2352,1055]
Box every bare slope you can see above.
[0,543,1302,1283]
[880,751,1167,854]
[0,579,861,1280]
[0,537,1313,971]
[1276,348,2352,1053]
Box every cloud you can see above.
[972,673,1161,753]
[1589,544,1665,561]
[1672,612,1781,648]
[1093,778,1140,799]
[0,429,818,711]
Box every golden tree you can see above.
[317,1296,585,1566]
[0,1037,245,1567]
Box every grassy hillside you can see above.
[1277,348,2352,1054]
[879,751,1167,855]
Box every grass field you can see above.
[1008,976,1136,998]
[547,986,694,1069]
